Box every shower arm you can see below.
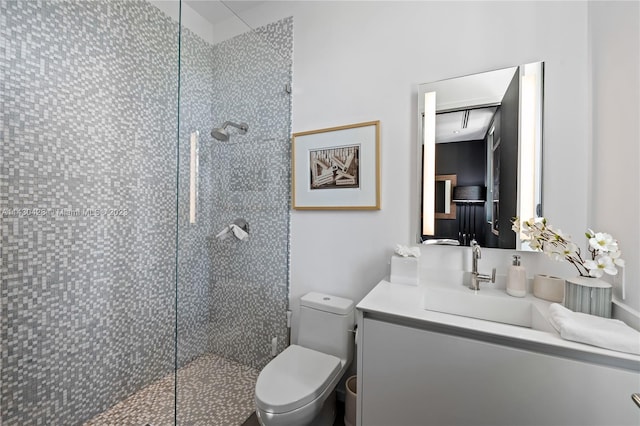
[221,121,248,133]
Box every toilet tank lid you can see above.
[300,292,354,315]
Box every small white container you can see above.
[506,254,526,297]
[390,255,419,286]
[533,274,565,302]
[344,375,357,426]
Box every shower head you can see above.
[211,121,249,141]
[211,127,230,141]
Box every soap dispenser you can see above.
[507,254,526,297]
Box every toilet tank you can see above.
[298,292,355,362]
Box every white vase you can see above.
[533,274,565,302]
[564,276,612,318]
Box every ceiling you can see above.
[435,107,497,144]
[184,0,265,25]
[185,1,497,147]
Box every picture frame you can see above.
[292,120,380,210]
[434,174,456,220]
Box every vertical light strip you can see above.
[486,127,494,223]
[532,62,543,217]
[444,179,451,215]
[519,65,538,229]
[189,130,199,224]
[422,91,437,235]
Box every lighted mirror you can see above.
[418,62,544,249]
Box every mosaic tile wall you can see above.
[205,17,293,370]
[1,0,292,423]
[0,1,184,424]
[175,15,293,373]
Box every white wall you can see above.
[172,1,639,338]
[236,1,593,341]
[588,1,640,312]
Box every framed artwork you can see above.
[292,121,380,210]
[435,174,456,219]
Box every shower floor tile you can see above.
[85,353,259,426]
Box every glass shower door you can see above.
[0,0,181,424]
[175,10,293,425]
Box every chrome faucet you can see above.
[470,240,496,290]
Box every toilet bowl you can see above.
[254,293,355,426]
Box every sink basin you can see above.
[422,270,551,330]
[424,285,533,327]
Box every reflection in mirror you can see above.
[435,174,456,219]
[419,62,544,249]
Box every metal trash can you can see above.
[344,375,357,426]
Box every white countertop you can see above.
[357,279,640,370]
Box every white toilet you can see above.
[255,292,355,426]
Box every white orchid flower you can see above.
[543,243,560,260]
[561,242,579,257]
[512,217,623,278]
[528,239,542,250]
[589,232,618,253]
[585,255,618,277]
[583,259,599,276]
[610,250,625,267]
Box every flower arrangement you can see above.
[512,217,624,278]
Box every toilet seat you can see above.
[255,345,341,414]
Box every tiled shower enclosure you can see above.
[0,0,292,424]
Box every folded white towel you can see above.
[548,303,640,355]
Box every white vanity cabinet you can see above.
[358,315,640,426]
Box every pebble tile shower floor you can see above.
[85,353,259,426]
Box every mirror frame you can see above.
[415,62,544,249]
